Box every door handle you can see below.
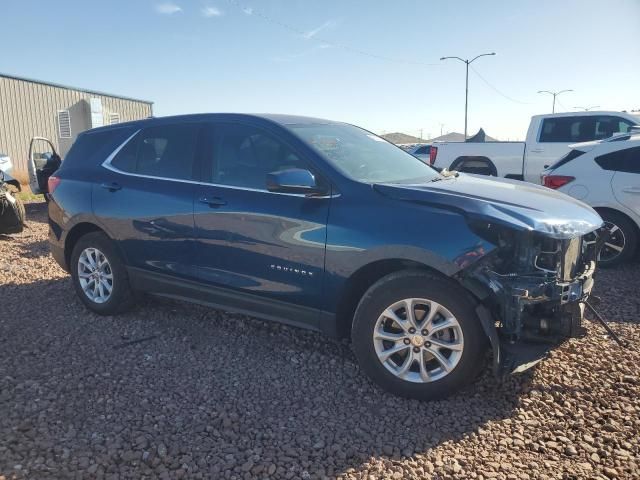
[622,186,640,194]
[100,182,122,192]
[529,148,544,153]
[199,196,227,207]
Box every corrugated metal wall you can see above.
[0,75,153,183]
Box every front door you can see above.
[94,122,203,279]
[27,137,61,194]
[193,122,330,312]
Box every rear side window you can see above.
[540,116,634,143]
[110,123,201,180]
[595,146,640,174]
[415,146,430,155]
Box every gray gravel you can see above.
[1,202,639,479]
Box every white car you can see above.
[431,111,640,183]
[541,131,640,266]
[0,153,21,191]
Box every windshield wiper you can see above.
[431,169,459,182]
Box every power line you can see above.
[469,65,532,105]
[225,0,440,67]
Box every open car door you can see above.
[27,137,62,194]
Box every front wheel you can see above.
[351,270,486,400]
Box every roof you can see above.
[531,111,640,119]
[85,113,339,134]
[0,72,153,104]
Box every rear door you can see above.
[93,122,203,280]
[192,121,330,313]
[601,145,640,215]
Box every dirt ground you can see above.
[1,202,639,479]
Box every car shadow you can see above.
[1,277,533,479]
[24,201,48,224]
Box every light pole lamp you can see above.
[537,89,573,113]
[440,52,495,139]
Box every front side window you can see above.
[290,123,439,183]
[208,123,309,189]
[110,123,201,180]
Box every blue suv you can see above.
[44,114,604,399]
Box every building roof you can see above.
[0,72,153,104]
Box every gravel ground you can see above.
[1,202,639,480]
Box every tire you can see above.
[597,210,638,268]
[70,232,136,315]
[351,270,486,400]
[15,197,25,226]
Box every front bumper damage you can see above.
[460,223,608,376]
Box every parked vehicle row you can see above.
[35,113,604,400]
[430,111,640,183]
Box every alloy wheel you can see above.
[77,247,114,304]
[599,221,626,263]
[373,298,464,383]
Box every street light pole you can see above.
[537,89,573,113]
[440,52,496,139]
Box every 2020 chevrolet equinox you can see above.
[42,114,605,399]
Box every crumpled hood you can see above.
[374,173,603,239]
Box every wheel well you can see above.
[450,156,497,176]
[64,223,107,269]
[334,259,446,338]
[593,207,640,234]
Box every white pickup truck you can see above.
[430,111,640,183]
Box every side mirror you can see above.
[266,168,326,195]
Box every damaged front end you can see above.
[460,220,608,375]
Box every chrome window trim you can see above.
[100,128,334,198]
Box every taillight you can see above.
[542,175,574,189]
[429,146,438,165]
[47,175,61,194]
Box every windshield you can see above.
[290,123,440,183]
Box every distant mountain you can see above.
[380,132,425,144]
[382,130,497,144]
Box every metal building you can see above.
[0,72,153,183]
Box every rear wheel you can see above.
[70,232,135,314]
[351,270,486,400]
[451,156,497,176]
[596,210,638,267]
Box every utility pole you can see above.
[440,52,496,139]
[573,105,600,111]
[419,128,423,141]
[538,89,573,113]
[438,123,445,137]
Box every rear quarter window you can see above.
[61,127,137,171]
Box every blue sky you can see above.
[1,0,639,139]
